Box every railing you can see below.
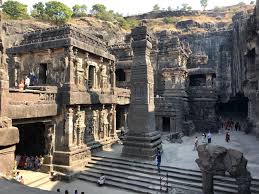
[158,172,169,194]
[9,86,57,105]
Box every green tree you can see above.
[250,1,255,4]
[72,4,87,17]
[167,6,172,11]
[200,0,208,11]
[153,4,160,11]
[181,4,192,11]
[2,0,28,19]
[31,2,46,19]
[45,1,73,24]
[91,4,106,14]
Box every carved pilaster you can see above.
[65,108,74,150]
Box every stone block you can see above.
[0,127,19,146]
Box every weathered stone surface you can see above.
[196,144,251,194]
[122,26,161,160]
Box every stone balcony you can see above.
[8,86,58,119]
[114,87,130,105]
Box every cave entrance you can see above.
[162,117,170,132]
[15,122,46,157]
[39,63,47,85]
[216,93,249,119]
[88,65,95,88]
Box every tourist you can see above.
[202,133,206,143]
[235,122,241,131]
[25,156,31,169]
[156,150,161,173]
[25,75,30,89]
[97,173,106,186]
[20,176,24,184]
[207,131,212,143]
[65,190,69,194]
[74,190,78,194]
[56,188,60,192]
[15,171,22,182]
[225,132,230,143]
[193,137,198,150]
[34,156,41,170]
[81,192,84,194]
[18,80,25,90]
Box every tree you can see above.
[200,0,208,11]
[72,4,87,17]
[181,4,192,11]
[45,1,73,24]
[167,6,173,11]
[152,4,160,11]
[2,0,28,19]
[250,1,255,4]
[31,2,46,19]
[91,4,106,14]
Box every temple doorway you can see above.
[162,117,170,132]
[15,122,46,156]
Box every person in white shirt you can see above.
[25,76,30,89]
[97,173,106,186]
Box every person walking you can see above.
[156,150,161,173]
[207,131,212,143]
[225,132,230,142]
[193,137,198,150]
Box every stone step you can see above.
[79,171,163,194]
[26,174,51,188]
[90,156,259,193]
[84,164,238,194]
[80,170,203,194]
[92,155,259,187]
[90,157,235,188]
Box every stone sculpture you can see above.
[196,144,251,194]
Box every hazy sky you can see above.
[17,0,253,16]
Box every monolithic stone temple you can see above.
[0,0,259,184]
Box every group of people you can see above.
[223,119,242,131]
[15,155,44,171]
[17,73,38,90]
[56,189,85,194]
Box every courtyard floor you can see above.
[95,130,259,178]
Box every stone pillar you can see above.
[123,108,128,130]
[0,0,19,177]
[202,171,214,194]
[122,26,162,160]
[41,123,55,173]
[65,108,74,150]
[110,61,116,94]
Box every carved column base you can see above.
[0,145,16,177]
[52,146,91,176]
[40,155,53,173]
[202,171,214,194]
[122,131,162,160]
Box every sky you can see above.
[17,0,253,16]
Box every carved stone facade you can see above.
[2,25,128,178]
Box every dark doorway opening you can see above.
[15,122,45,156]
[88,66,95,88]
[189,74,206,86]
[116,69,126,81]
[162,117,170,132]
[39,63,47,84]
[216,93,249,118]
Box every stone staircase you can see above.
[24,172,51,188]
[79,155,259,194]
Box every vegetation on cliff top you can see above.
[1,0,255,34]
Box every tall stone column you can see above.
[0,0,19,177]
[122,26,162,160]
